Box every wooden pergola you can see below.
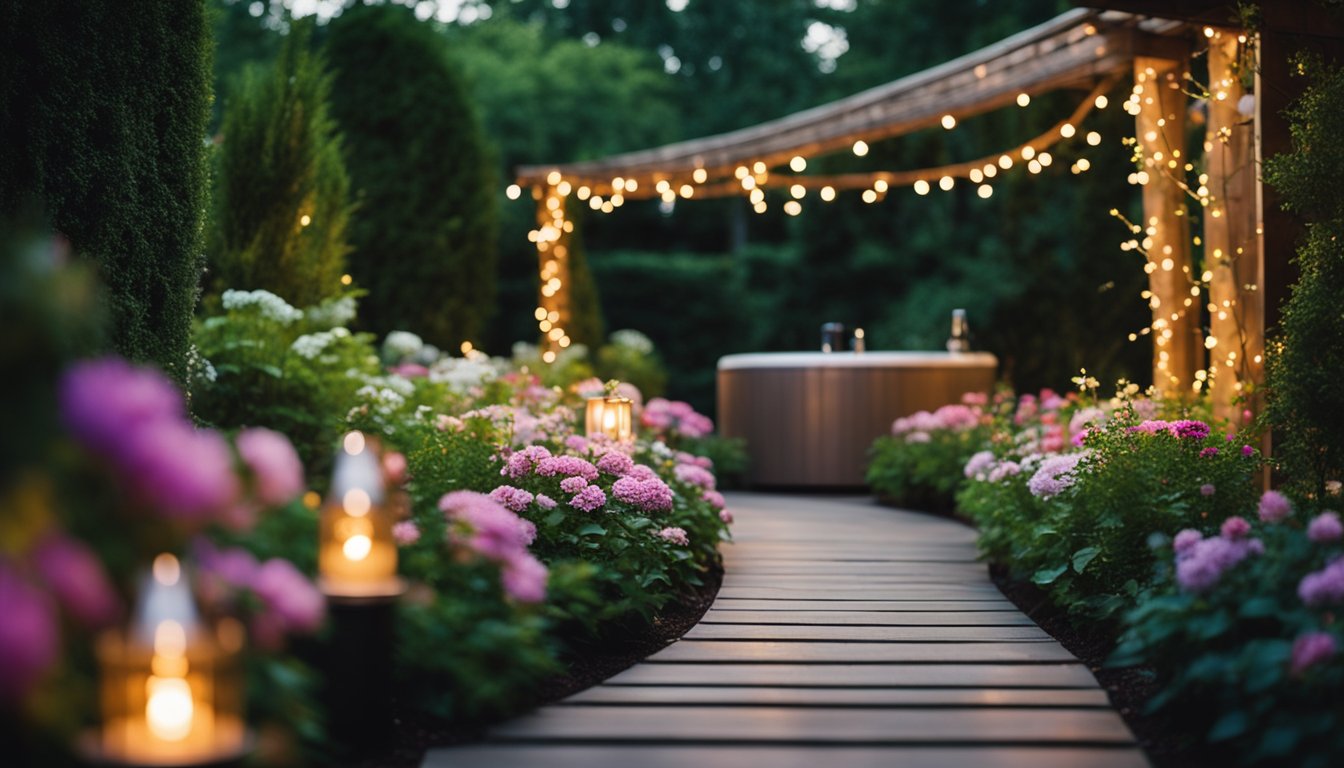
[515,6,1277,418]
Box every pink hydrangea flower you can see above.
[961,391,988,406]
[441,491,536,560]
[560,476,589,494]
[1027,452,1088,498]
[674,451,714,470]
[1308,512,1343,543]
[1290,631,1337,674]
[1299,560,1344,606]
[393,520,421,546]
[121,422,240,521]
[964,450,995,479]
[612,475,674,512]
[501,445,552,479]
[1171,420,1212,440]
[1258,490,1293,523]
[236,427,305,507]
[382,452,408,485]
[0,562,59,704]
[702,490,726,509]
[674,463,716,490]
[596,451,636,477]
[905,431,931,444]
[30,535,120,628]
[1176,535,1259,593]
[1220,516,1251,540]
[564,435,589,453]
[987,460,1021,483]
[251,558,324,634]
[501,552,547,603]
[719,509,734,524]
[1242,445,1255,457]
[626,464,659,482]
[489,485,535,513]
[658,527,689,546]
[1200,484,1216,497]
[536,455,599,481]
[59,357,185,456]
[1173,529,1203,555]
[535,494,557,511]
[569,484,607,512]
[1199,447,1220,459]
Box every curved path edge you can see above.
[424,493,1148,768]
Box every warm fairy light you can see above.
[1095,95,1108,109]
[557,180,572,195]
[343,431,365,456]
[1203,26,1215,38]
[506,184,522,200]
[913,179,931,195]
[998,154,1013,169]
[861,189,877,203]
[784,200,802,216]
[546,171,561,186]
[577,185,591,200]
[1016,92,1030,107]
[852,140,869,156]
[977,184,993,199]
[820,185,836,201]
[299,214,312,227]
[752,161,767,175]
[938,176,954,191]
[542,350,556,363]
[969,168,984,183]
[1060,124,1076,138]
[693,168,708,183]
[941,114,956,129]
[982,164,997,178]
[340,274,352,286]
[1021,146,1036,160]
[789,156,807,172]
[1038,152,1052,167]
[753,201,767,214]
[873,179,888,193]
[1087,131,1101,146]
[790,184,806,198]
[734,165,749,179]
[1028,159,1042,174]
[1076,158,1091,172]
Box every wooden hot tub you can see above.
[717,351,998,488]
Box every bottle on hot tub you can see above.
[820,322,846,353]
[947,309,970,353]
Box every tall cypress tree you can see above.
[0,0,212,379]
[325,4,499,347]
[210,22,352,306]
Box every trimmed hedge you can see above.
[0,0,211,379]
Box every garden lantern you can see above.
[88,553,248,765]
[318,431,400,598]
[946,308,970,353]
[585,388,634,442]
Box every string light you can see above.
[852,140,869,156]
[941,114,957,129]
[789,156,807,172]
[1016,92,1031,107]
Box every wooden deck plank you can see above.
[710,599,1020,612]
[564,685,1113,708]
[425,745,1150,768]
[701,610,1036,626]
[682,624,1052,642]
[602,662,1101,689]
[486,705,1135,745]
[646,640,1075,664]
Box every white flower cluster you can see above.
[187,344,217,383]
[429,356,498,393]
[609,328,655,355]
[383,330,424,362]
[290,327,351,359]
[221,289,303,324]
[304,295,358,329]
[354,375,414,416]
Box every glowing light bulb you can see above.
[941,114,956,129]
[506,184,521,200]
[820,186,836,201]
[789,156,806,172]
[1016,92,1030,107]
[852,140,869,156]
[343,534,372,561]
[913,179,930,195]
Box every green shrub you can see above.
[1263,56,1344,500]
[867,398,993,510]
[0,0,212,378]
[209,21,352,307]
[325,4,498,348]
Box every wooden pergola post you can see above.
[1135,56,1199,397]
[1204,31,1262,425]
[534,184,573,360]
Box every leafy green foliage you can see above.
[1112,515,1344,767]
[1263,56,1344,500]
[325,4,499,347]
[209,21,353,307]
[868,427,990,511]
[0,0,212,379]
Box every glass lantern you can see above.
[90,554,248,765]
[318,431,400,598]
[585,395,633,442]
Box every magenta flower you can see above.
[489,485,535,513]
[30,535,120,628]
[1299,560,1344,606]
[568,484,607,512]
[559,476,588,494]
[59,357,184,456]
[251,559,324,634]
[612,475,674,512]
[1199,446,1219,459]
[1173,529,1203,555]
[1171,420,1212,440]
[1258,490,1293,523]
[1291,631,1337,675]
[535,455,599,481]
[1200,483,1216,497]
[1242,445,1255,457]
[564,435,589,453]
[1175,536,1259,593]
[441,490,536,560]
[236,428,304,507]
[1308,512,1343,543]
[1027,452,1087,498]
[657,527,690,546]
[0,563,59,704]
[719,509,734,524]
[596,451,635,477]
[501,552,548,603]
[121,423,240,521]
[702,490,726,509]
[501,445,552,480]
[964,450,996,479]
[393,520,421,546]
[1220,516,1251,540]
[674,463,716,490]
[535,494,557,511]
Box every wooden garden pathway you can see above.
[423,493,1147,767]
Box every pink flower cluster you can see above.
[613,474,674,513]
[489,485,535,512]
[657,527,690,546]
[194,539,325,650]
[596,451,635,476]
[1126,419,1212,440]
[1027,452,1088,498]
[892,403,981,439]
[1172,522,1262,593]
[674,463,716,490]
[537,455,599,481]
[1298,559,1344,607]
[439,491,546,603]
[1291,631,1337,674]
[1308,512,1343,543]
[569,484,608,512]
[1258,490,1293,523]
[393,520,421,545]
[642,398,714,439]
[60,358,304,525]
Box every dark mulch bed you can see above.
[350,564,723,768]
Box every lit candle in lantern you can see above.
[585,384,634,442]
[86,553,248,765]
[318,431,401,598]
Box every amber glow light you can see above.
[585,390,634,442]
[318,432,401,598]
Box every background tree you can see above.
[0,0,212,379]
[325,3,499,347]
[209,22,352,306]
